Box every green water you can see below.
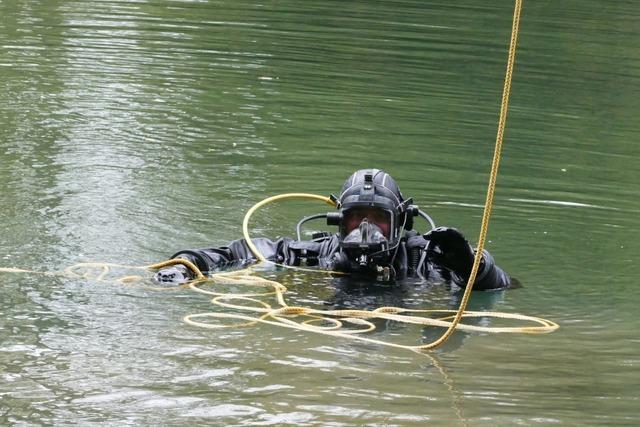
[1,0,638,425]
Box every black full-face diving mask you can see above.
[328,169,417,280]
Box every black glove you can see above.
[423,227,475,278]
[154,264,193,284]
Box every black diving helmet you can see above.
[327,169,413,274]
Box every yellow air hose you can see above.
[242,193,337,263]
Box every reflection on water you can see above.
[1,0,639,425]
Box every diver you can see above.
[155,169,511,290]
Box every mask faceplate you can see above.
[339,219,392,272]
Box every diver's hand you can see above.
[423,227,475,277]
[154,264,193,284]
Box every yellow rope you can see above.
[0,258,205,290]
[179,265,556,350]
[1,254,557,351]
[417,0,525,350]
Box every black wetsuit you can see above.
[168,229,511,290]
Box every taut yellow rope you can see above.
[417,0,524,350]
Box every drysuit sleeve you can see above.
[468,249,511,290]
[155,238,293,284]
[155,235,342,284]
[169,237,293,273]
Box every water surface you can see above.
[1,0,639,425]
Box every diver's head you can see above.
[328,169,412,277]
